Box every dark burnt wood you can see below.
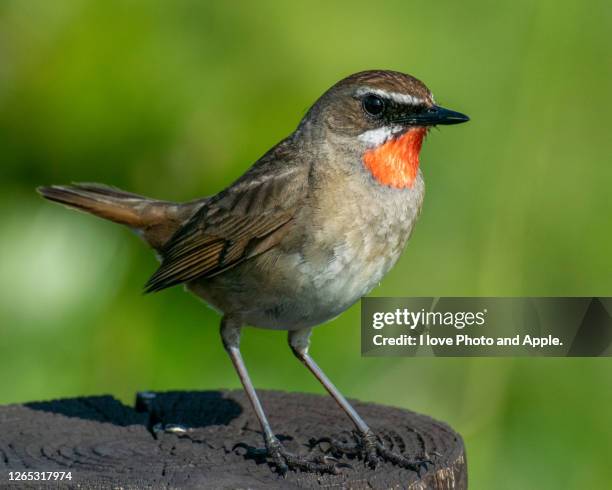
[0,390,466,489]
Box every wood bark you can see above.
[0,390,467,489]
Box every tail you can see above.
[37,183,154,227]
[37,183,199,250]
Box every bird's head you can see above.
[300,70,469,189]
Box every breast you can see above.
[294,171,425,319]
[189,170,425,330]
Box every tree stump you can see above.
[0,390,466,489]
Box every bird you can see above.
[38,70,469,475]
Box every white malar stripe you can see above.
[355,87,427,106]
[358,125,403,147]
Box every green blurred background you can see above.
[1,0,611,487]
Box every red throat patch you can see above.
[363,127,427,188]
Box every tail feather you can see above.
[38,183,204,253]
[37,183,151,227]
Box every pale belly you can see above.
[189,244,405,330]
[188,172,425,330]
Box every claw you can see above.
[237,430,431,476]
[312,430,434,476]
[236,436,347,475]
[376,440,433,475]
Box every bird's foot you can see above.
[266,437,349,476]
[234,436,349,476]
[312,429,433,476]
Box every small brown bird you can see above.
[38,70,468,475]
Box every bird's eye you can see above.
[362,94,385,117]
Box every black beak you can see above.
[395,105,470,126]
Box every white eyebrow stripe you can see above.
[355,87,427,106]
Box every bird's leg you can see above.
[220,317,341,475]
[289,328,432,474]
[288,328,376,460]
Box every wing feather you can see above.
[144,141,307,293]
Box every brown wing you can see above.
[144,140,308,292]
